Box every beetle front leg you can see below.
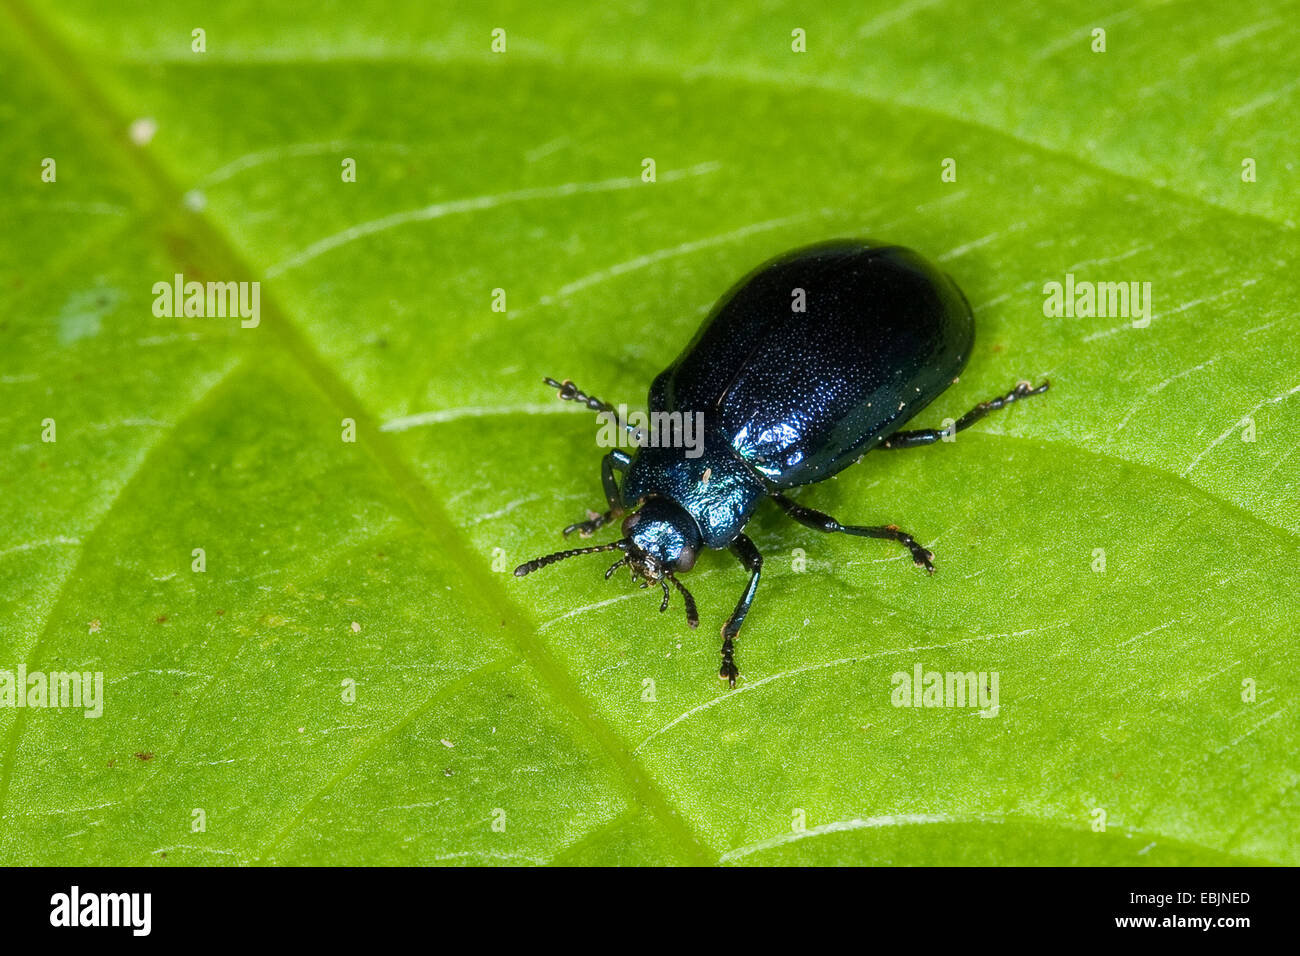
[563,449,632,537]
[878,379,1050,449]
[770,492,935,573]
[719,534,763,687]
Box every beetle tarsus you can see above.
[884,524,937,573]
[564,508,614,538]
[667,573,699,628]
[719,636,739,687]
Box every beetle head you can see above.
[513,497,701,628]
[620,497,700,579]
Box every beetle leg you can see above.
[878,379,1050,449]
[563,449,632,537]
[719,534,763,687]
[770,493,936,573]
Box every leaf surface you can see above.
[1,0,1296,865]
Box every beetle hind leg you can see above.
[770,493,936,573]
[878,379,1049,449]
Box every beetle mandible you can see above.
[515,239,1048,686]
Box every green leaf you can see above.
[2,0,1296,865]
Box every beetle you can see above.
[515,239,1048,686]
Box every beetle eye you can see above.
[621,512,641,533]
[675,545,696,572]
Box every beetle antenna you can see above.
[514,539,628,577]
[543,377,646,445]
[667,573,699,629]
[658,577,671,613]
[603,556,628,580]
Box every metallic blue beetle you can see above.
[516,240,1048,685]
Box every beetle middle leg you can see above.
[563,449,632,537]
[878,379,1049,449]
[719,534,763,687]
[770,492,935,573]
